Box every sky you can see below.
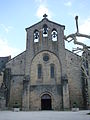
[0,0,90,58]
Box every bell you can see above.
[34,32,39,39]
[43,25,48,34]
[35,35,38,39]
[53,32,56,38]
[43,30,47,34]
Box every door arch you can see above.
[41,94,52,110]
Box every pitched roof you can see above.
[26,17,65,31]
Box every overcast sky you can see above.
[0,0,90,57]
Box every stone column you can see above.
[22,77,30,111]
[62,76,70,110]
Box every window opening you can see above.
[43,24,48,37]
[50,64,55,78]
[38,64,42,79]
[52,29,57,41]
[43,54,49,62]
[34,30,39,42]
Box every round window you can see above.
[43,54,49,61]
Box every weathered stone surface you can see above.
[29,85,62,110]
[0,17,89,110]
[66,50,84,108]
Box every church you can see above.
[0,15,90,110]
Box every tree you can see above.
[64,16,90,110]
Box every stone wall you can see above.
[25,18,66,77]
[0,56,11,72]
[0,56,11,109]
[6,52,26,108]
[0,56,11,87]
[29,85,62,110]
[9,76,24,108]
[88,52,90,109]
[6,51,26,75]
[4,17,90,111]
[66,50,84,109]
[30,51,61,85]
[0,97,6,110]
[24,18,70,110]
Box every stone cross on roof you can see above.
[43,14,48,18]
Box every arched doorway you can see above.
[41,94,52,110]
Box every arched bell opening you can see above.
[34,30,39,42]
[51,29,57,41]
[43,24,48,37]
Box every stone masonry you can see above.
[0,16,89,110]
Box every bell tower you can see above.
[24,15,70,110]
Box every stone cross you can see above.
[43,14,48,18]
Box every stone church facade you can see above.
[0,16,90,110]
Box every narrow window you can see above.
[50,64,55,78]
[34,30,39,42]
[43,24,48,37]
[38,64,42,79]
[51,29,57,41]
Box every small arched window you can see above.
[38,64,42,79]
[43,24,48,37]
[34,30,39,42]
[51,29,57,41]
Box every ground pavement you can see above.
[0,110,90,120]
